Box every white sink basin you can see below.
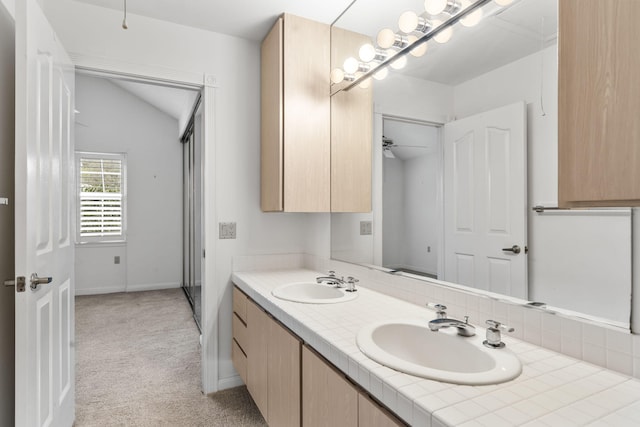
[271,282,359,304]
[356,318,521,385]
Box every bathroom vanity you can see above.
[232,268,640,426]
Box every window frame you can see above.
[75,151,128,244]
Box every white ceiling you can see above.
[76,0,557,86]
[74,0,355,41]
[111,79,199,125]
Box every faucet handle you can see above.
[426,303,447,319]
[328,270,336,277]
[483,320,514,349]
[345,276,358,293]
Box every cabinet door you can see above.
[330,27,373,213]
[359,393,404,427]
[558,0,640,206]
[302,345,358,427]
[246,299,269,420]
[268,319,301,427]
[283,14,331,212]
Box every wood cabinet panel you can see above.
[231,339,247,385]
[559,0,640,206]
[246,299,269,420]
[268,319,301,427]
[302,345,358,427]
[231,312,247,352]
[358,393,404,427]
[282,14,331,212]
[232,286,248,323]
[261,14,331,212]
[330,27,373,213]
[261,17,284,212]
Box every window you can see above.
[76,152,126,243]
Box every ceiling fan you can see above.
[382,136,428,158]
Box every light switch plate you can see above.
[219,222,236,239]
[360,221,372,236]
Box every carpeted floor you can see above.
[75,289,267,426]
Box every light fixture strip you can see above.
[341,0,493,92]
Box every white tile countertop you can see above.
[231,269,640,427]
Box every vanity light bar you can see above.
[341,0,493,92]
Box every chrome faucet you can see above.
[428,316,476,337]
[316,271,345,287]
[426,303,476,337]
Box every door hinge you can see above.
[16,276,26,292]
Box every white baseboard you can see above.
[75,286,126,296]
[217,375,244,391]
[75,282,180,296]
[126,282,181,292]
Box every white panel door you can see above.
[15,1,75,426]
[443,102,527,299]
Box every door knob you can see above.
[30,273,52,291]
[501,245,521,254]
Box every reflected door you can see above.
[443,102,527,299]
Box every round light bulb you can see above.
[373,67,388,80]
[359,78,371,89]
[460,0,483,27]
[330,68,344,84]
[495,0,513,5]
[432,19,453,43]
[425,0,448,15]
[377,28,396,49]
[408,35,428,57]
[390,55,407,70]
[398,11,419,34]
[343,57,359,74]
[359,43,376,62]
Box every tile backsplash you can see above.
[232,252,640,380]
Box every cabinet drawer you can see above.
[232,339,248,384]
[232,312,248,352]
[233,286,248,323]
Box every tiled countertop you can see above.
[232,269,640,427]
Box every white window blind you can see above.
[76,153,126,242]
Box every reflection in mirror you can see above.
[381,118,440,279]
[330,0,632,328]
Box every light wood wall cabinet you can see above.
[261,14,331,212]
[233,288,301,426]
[558,0,640,207]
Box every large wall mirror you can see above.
[330,0,633,329]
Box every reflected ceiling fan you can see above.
[382,136,427,158]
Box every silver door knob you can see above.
[30,273,52,291]
[501,245,521,254]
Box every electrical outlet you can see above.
[114,256,120,264]
[360,221,372,236]
[219,222,237,239]
[427,246,431,253]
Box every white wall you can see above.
[74,74,183,295]
[404,153,438,275]
[382,158,404,268]
[0,2,15,424]
[44,1,317,391]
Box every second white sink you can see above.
[271,282,359,304]
[356,318,521,385]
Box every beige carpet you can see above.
[75,289,267,426]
